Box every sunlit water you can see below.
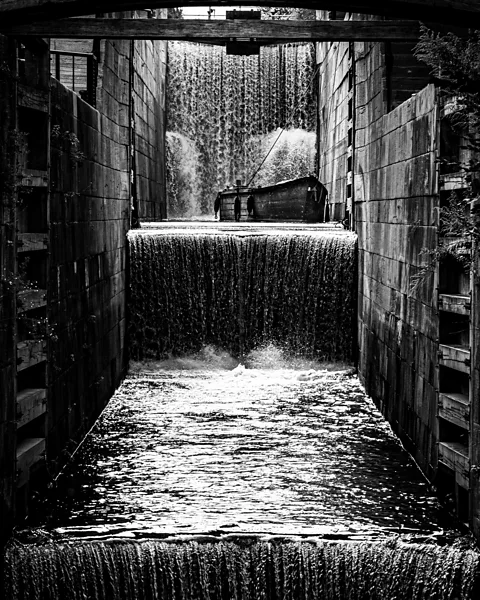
[11,350,480,599]
[7,218,480,597]
[33,347,452,542]
[166,42,316,215]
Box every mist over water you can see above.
[165,132,201,218]
[166,42,316,216]
[251,128,317,188]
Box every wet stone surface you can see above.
[35,351,452,541]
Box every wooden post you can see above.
[2,19,423,43]
[470,238,480,536]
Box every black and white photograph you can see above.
[1,3,480,598]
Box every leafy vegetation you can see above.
[414,26,480,176]
[260,7,316,20]
[409,191,475,296]
[51,125,85,164]
[167,8,183,19]
[409,27,480,294]
[415,26,480,132]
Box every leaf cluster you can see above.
[51,125,85,163]
[260,7,316,20]
[408,27,480,297]
[167,8,183,19]
[409,191,475,296]
[414,26,480,131]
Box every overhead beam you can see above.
[0,1,480,27]
[3,18,422,42]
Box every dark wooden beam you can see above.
[2,18,422,42]
[1,1,480,27]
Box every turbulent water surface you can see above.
[33,351,450,540]
[7,352,480,599]
[35,226,453,539]
[6,225,480,599]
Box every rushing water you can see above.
[166,132,202,218]
[26,363,448,537]
[128,227,356,361]
[4,226,480,598]
[4,359,480,598]
[5,538,480,600]
[166,42,316,215]
[250,128,317,189]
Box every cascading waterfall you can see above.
[5,228,480,597]
[5,15,480,598]
[166,42,316,216]
[4,539,480,600]
[165,132,202,218]
[128,230,356,361]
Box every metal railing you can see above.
[50,50,98,107]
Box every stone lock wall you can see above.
[48,33,168,500]
[0,25,167,542]
[317,16,480,536]
[355,82,439,475]
[0,34,18,546]
[49,11,168,223]
[133,36,167,221]
[48,77,130,463]
[317,18,440,480]
[316,37,350,222]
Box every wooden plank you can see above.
[471,244,480,539]
[438,293,471,315]
[17,232,49,253]
[16,340,47,371]
[2,0,480,25]
[440,173,466,191]
[439,343,471,374]
[17,84,49,113]
[16,437,45,488]
[3,19,422,43]
[21,169,48,188]
[442,96,464,118]
[17,288,47,312]
[16,388,47,428]
[438,441,470,489]
[438,392,470,430]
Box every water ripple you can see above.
[34,360,453,541]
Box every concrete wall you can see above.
[316,12,431,223]
[356,83,439,475]
[0,22,167,542]
[48,33,167,486]
[97,35,167,223]
[0,35,17,546]
[47,28,167,474]
[316,38,349,221]
[50,11,168,223]
[134,37,167,221]
[48,78,130,462]
[317,14,438,477]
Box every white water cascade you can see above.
[166,42,316,216]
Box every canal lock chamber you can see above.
[3,224,480,599]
